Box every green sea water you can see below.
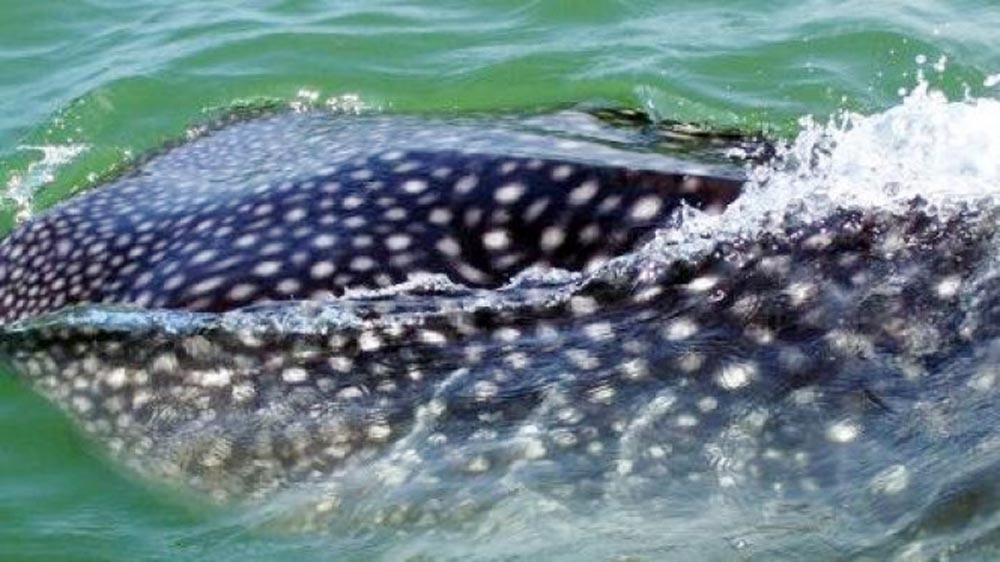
[1,1,999,561]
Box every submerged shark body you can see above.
[0,112,997,544]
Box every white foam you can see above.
[4,144,87,223]
[762,82,1000,208]
[633,78,1000,273]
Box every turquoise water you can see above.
[2,1,1000,561]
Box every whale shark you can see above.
[0,110,997,547]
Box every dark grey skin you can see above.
[0,112,996,552]
[0,112,742,322]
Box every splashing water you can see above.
[3,144,87,223]
[759,82,1000,207]
[635,79,1000,277]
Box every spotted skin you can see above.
[0,114,740,321]
[2,204,998,514]
[0,113,997,540]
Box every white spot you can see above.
[583,322,613,341]
[464,207,483,227]
[802,232,833,250]
[870,464,910,495]
[494,327,522,342]
[826,419,860,443]
[328,356,354,372]
[663,317,698,340]
[367,422,391,441]
[569,295,598,315]
[103,368,129,390]
[785,282,816,306]
[358,331,382,351]
[394,161,421,173]
[969,366,997,391]
[676,414,699,427]
[312,233,338,249]
[630,195,662,221]
[163,274,186,291]
[191,249,217,265]
[189,276,225,295]
[71,396,93,414]
[350,256,375,272]
[483,229,511,251]
[197,369,233,387]
[566,348,600,370]
[935,275,961,299]
[715,362,756,390]
[385,233,412,251]
[428,208,452,224]
[550,164,573,181]
[282,368,309,383]
[677,352,704,372]
[495,182,526,204]
[466,455,490,473]
[578,223,601,243]
[233,233,259,250]
[522,438,547,460]
[284,208,307,223]
[402,179,428,194]
[253,261,283,277]
[686,275,719,293]
[588,385,616,404]
[568,180,599,205]
[436,237,461,257]
[455,175,478,194]
[227,283,258,301]
[474,381,499,401]
[384,207,408,221]
[232,383,256,402]
[87,241,107,257]
[698,396,719,412]
[344,216,367,229]
[56,239,73,257]
[419,329,448,345]
[276,278,301,295]
[619,358,649,380]
[455,262,488,283]
[150,353,179,373]
[310,261,336,279]
[540,226,565,252]
[341,195,363,210]
[134,271,154,288]
[598,195,622,213]
[524,198,549,222]
[337,386,364,400]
